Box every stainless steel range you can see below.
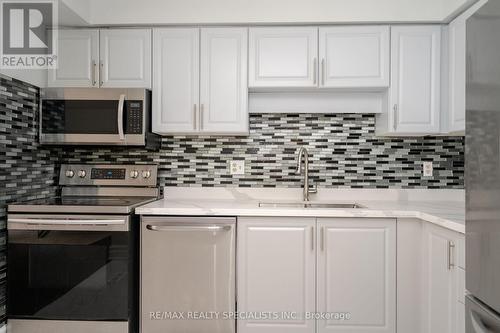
[7,164,160,333]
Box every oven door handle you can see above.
[118,94,126,140]
[9,218,127,226]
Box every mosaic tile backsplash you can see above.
[60,114,464,189]
[0,75,59,326]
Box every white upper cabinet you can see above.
[442,0,486,134]
[153,27,248,135]
[152,28,200,134]
[444,19,466,134]
[200,28,248,134]
[319,26,390,88]
[99,29,152,88]
[48,30,99,87]
[380,26,441,135]
[237,217,316,333]
[249,27,318,88]
[317,218,396,333]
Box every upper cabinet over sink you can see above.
[319,26,390,88]
[249,27,318,88]
[48,29,152,88]
[248,26,390,90]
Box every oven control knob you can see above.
[130,170,139,179]
[142,170,151,179]
[65,170,75,178]
[78,170,86,178]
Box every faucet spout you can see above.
[296,147,316,202]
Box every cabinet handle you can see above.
[321,59,325,86]
[193,104,197,130]
[320,226,325,251]
[393,104,398,130]
[313,58,317,85]
[311,226,315,251]
[99,60,104,87]
[448,241,455,270]
[200,104,204,130]
[92,60,97,86]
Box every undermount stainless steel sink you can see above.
[258,202,364,209]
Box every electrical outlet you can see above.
[229,160,245,175]
[423,162,433,177]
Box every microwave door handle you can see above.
[118,94,126,140]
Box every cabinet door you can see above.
[99,29,151,88]
[200,28,248,134]
[237,217,316,333]
[152,28,199,134]
[319,26,389,88]
[423,223,461,333]
[48,30,99,87]
[249,27,318,88]
[390,26,441,134]
[446,19,466,133]
[317,218,396,333]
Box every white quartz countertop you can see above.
[137,188,465,234]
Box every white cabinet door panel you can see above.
[249,27,318,88]
[99,29,151,88]
[390,26,441,134]
[319,26,389,88]
[152,28,199,134]
[48,30,99,87]
[237,217,316,333]
[423,223,462,333]
[200,28,248,134]
[317,218,396,333]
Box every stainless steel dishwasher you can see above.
[141,216,236,333]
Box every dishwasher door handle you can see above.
[146,225,232,232]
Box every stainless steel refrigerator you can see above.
[466,0,500,331]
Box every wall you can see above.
[84,0,474,25]
[60,114,464,189]
[0,74,59,326]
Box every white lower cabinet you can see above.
[423,223,464,333]
[237,217,396,333]
[237,217,316,333]
[317,218,396,333]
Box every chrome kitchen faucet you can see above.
[296,147,317,202]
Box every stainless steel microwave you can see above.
[40,88,159,148]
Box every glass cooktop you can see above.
[8,196,157,214]
[23,197,148,207]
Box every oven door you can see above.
[40,88,147,146]
[7,214,136,323]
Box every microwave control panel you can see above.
[126,101,143,134]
